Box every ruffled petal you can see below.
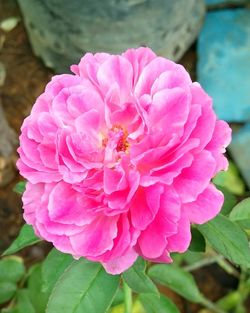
[183,183,224,224]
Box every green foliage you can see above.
[13,289,36,313]
[0,282,17,305]
[139,294,179,313]
[0,256,25,283]
[27,264,51,313]
[216,291,241,311]
[188,228,206,252]
[198,214,250,267]
[0,257,24,306]
[229,197,250,229]
[148,264,203,303]
[46,259,119,313]
[110,288,124,307]
[216,185,237,216]
[3,224,41,256]
[213,161,245,195]
[123,257,159,296]
[13,181,26,195]
[41,248,74,293]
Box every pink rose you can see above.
[17,47,231,274]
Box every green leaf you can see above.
[110,288,123,307]
[42,248,74,292]
[13,181,26,195]
[188,228,206,252]
[0,256,25,283]
[213,161,245,195]
[148,264,203,303]
[229,198,250,229]
[123,257,159,296]
[0,290,36,313]
[46,259,119,313]
[182,251,203,265]
[109,300,145,313]
[15,289,36,313]
[27,264,50,313]
[216,291,241,311]
[198,214,250,267]
[0,281,16,304]
[3,224,41,256]
[139,294,180,313]
[216,186,237,216]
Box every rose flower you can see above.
[17,48,231,274]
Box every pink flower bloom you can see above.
[17,47,231,274]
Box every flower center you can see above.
[113,126,129,152]
[102,125,129,153]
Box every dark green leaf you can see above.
[139,294,180,313]
[188,228,206,252]
[123,257,159,295]
[229,198,250,229]
[15,289,36,313]
[13,181,26,195]
[198,214,250,267]
[0,282,16,304]
[182,251,203,265]
[216,186,237,216]
[27,264,50,313]
[46,259,119,313]
[110,288,123,307]
[148,264,203,303]
[0,256,25,283]
[42,248,74,292]
[3,224,41,256]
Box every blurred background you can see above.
[0,0,250,312]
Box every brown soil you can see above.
[0,0,52,263]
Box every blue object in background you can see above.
[229,124,250,189]
[198,9,250,122]
[206,0,244,5]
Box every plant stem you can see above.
[201,297,227,313]
[183,255,223,272]
[235,268,249,313]
[184,255,239,278]
[123,280,133,313]
[216,258,239,278]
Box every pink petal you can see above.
[130,184,164,230]
[137,187,180,258]
[183,183,224,224]
[149,87,191,142]
[22,182,44,225]
[122,47,156,86]
[151,64,192,94]
[189,101,216,153]
[38,144,57,169]
[167,213,191,253]
[104,166,127,195]
[134,57,176,97]
[16,157,61,183]
[206,120,232,173]
[70,215,118,257]
[174,150,216,203]
[103,248,138,275]
[97,55,133,101]
[48,181,96,226]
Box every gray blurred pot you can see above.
[18,0,205,73]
